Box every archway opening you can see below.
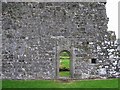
[59,50,71,77]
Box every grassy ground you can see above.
[2,79,118,88]
[60,51,70,69]
[60,59,70,69]
[59,59,70,77]
[59,52,70,77]
[59,71,70,77]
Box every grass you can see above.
[59,51,70,77]
[60,51,70,69]
[2,79,119,88]
[59,71,70,77]
[60,59,70,69]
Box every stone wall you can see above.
[2,2,119,79]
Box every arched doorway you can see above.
[59,50,71,78]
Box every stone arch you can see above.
[56,49,74,79]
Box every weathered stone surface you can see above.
[2,2,120,80]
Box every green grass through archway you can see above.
[59,51,70,77]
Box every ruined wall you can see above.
[2,2,119,79]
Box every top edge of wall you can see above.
[1,0,107,2]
